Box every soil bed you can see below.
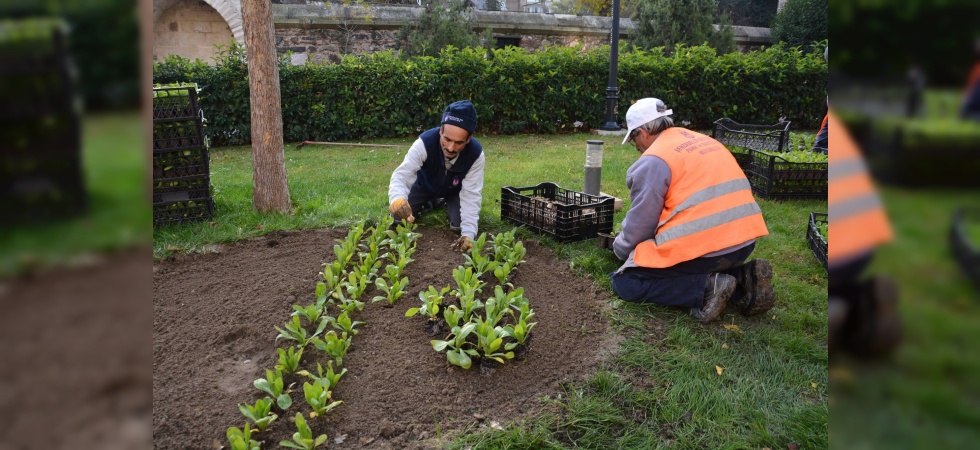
[153,227,615,449]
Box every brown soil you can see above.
[153,227,616,449]
[0,247,153,449]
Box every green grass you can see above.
[154,130,827,448]
[0,112,149,278]
[830,187,980,449]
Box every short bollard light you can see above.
[584,140,604,196]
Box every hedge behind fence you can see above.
[152,44,827,146]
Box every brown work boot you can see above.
[690,273,737,323]
[729,259,776,316]
[847,275,902,357]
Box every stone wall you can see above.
[154,0,235,63]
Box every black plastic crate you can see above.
[950,208,980,289]
[712,118,792,153]
[152,86,201,121]
[152,118,206,151]
[500,182,614,243]
[153,176,214,227]
[745,149,828,200]
[807,212,828,272]
[152,176,212,205]
[728,147,753,173]
[153,147,210,181]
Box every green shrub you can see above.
[153,43,826,146]
[769,0,827,51]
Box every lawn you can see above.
[153,130,828,448]
[0,112,150,278]
[829,186,980,449]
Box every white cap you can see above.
[622,98,673,145]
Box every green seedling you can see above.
[310,331,351,366]
[238,397,278,432]
[344,271,370,301]
[406,285,450,321]
[226,423,260,450]
[491,230,517,262]
[318,260,345,298]
[332,288,365,315]
[485,285,518,325]
[492,260,516,286]
[275,315,328,348]
[462,233,499,277]
[442,304,465,329]
[330,311,364,336]
[373,275,409,305]
[503,316,537,347]
[280,413,328,449]
[473,316,514,364]
[431,321,478,369]
[303,381,343,418]
[291,302,326,326]
[275,346,303,375]
[253,368,292,410]
[297,360,346,391]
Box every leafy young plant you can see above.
[275,315,328,348]
[310,331,352,366]
[503,315,537,346]
[330,310,364,336]
[253,368,293,410]
[227,423,260,450]
[275,346,303,375]
[297,360,346,391]
[280,413,328,449]
[431,321,479,369]
[303,381,343,418]
[406,285,450,321]
[291,302,326,326]
[344,271,370,301]
[373,273,409,305]
[462,233,499,277]
[332,288,365,315]
[238,397,278,432]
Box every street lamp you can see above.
[600,0,621,131]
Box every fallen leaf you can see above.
[722,323,743,335]
[772,315,776,320]
[256,224,263,229]
[715,365,724,376]
[787,443,799,450]
[490,420,503,431]
[811,382,818,388]
[309,411,317,419]
[334,433,347,444]
[722,342,729,349]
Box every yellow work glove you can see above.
[451,235,473,253]
[389,198,414,223]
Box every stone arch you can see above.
[154,0,244,44]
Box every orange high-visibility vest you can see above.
[966,62,980,93]
[633,128,769,268]
[827,111,892,264]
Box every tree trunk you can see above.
[242,0,291,213]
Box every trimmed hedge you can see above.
[153,43,826,146]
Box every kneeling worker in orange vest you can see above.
[610,98,776,322]
[827,111,901,356]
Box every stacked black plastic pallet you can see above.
[152,86,213,226]
[0,19,85,225]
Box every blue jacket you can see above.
[414,127,483,198]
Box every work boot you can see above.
[729,259,776,316]
[847,275,902,357]
[690,273,737,323]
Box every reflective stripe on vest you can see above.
[827,111,892,264]
[632,128,768,269]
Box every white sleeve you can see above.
[458,152,485,239]
[388,139,427,203]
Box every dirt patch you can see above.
[0,247,153,449]
[153,227,616,449]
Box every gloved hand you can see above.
[389,198,415,223]
[451,235,473,253]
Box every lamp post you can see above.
[599,0,621,131]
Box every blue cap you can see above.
[441,100,477,134]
